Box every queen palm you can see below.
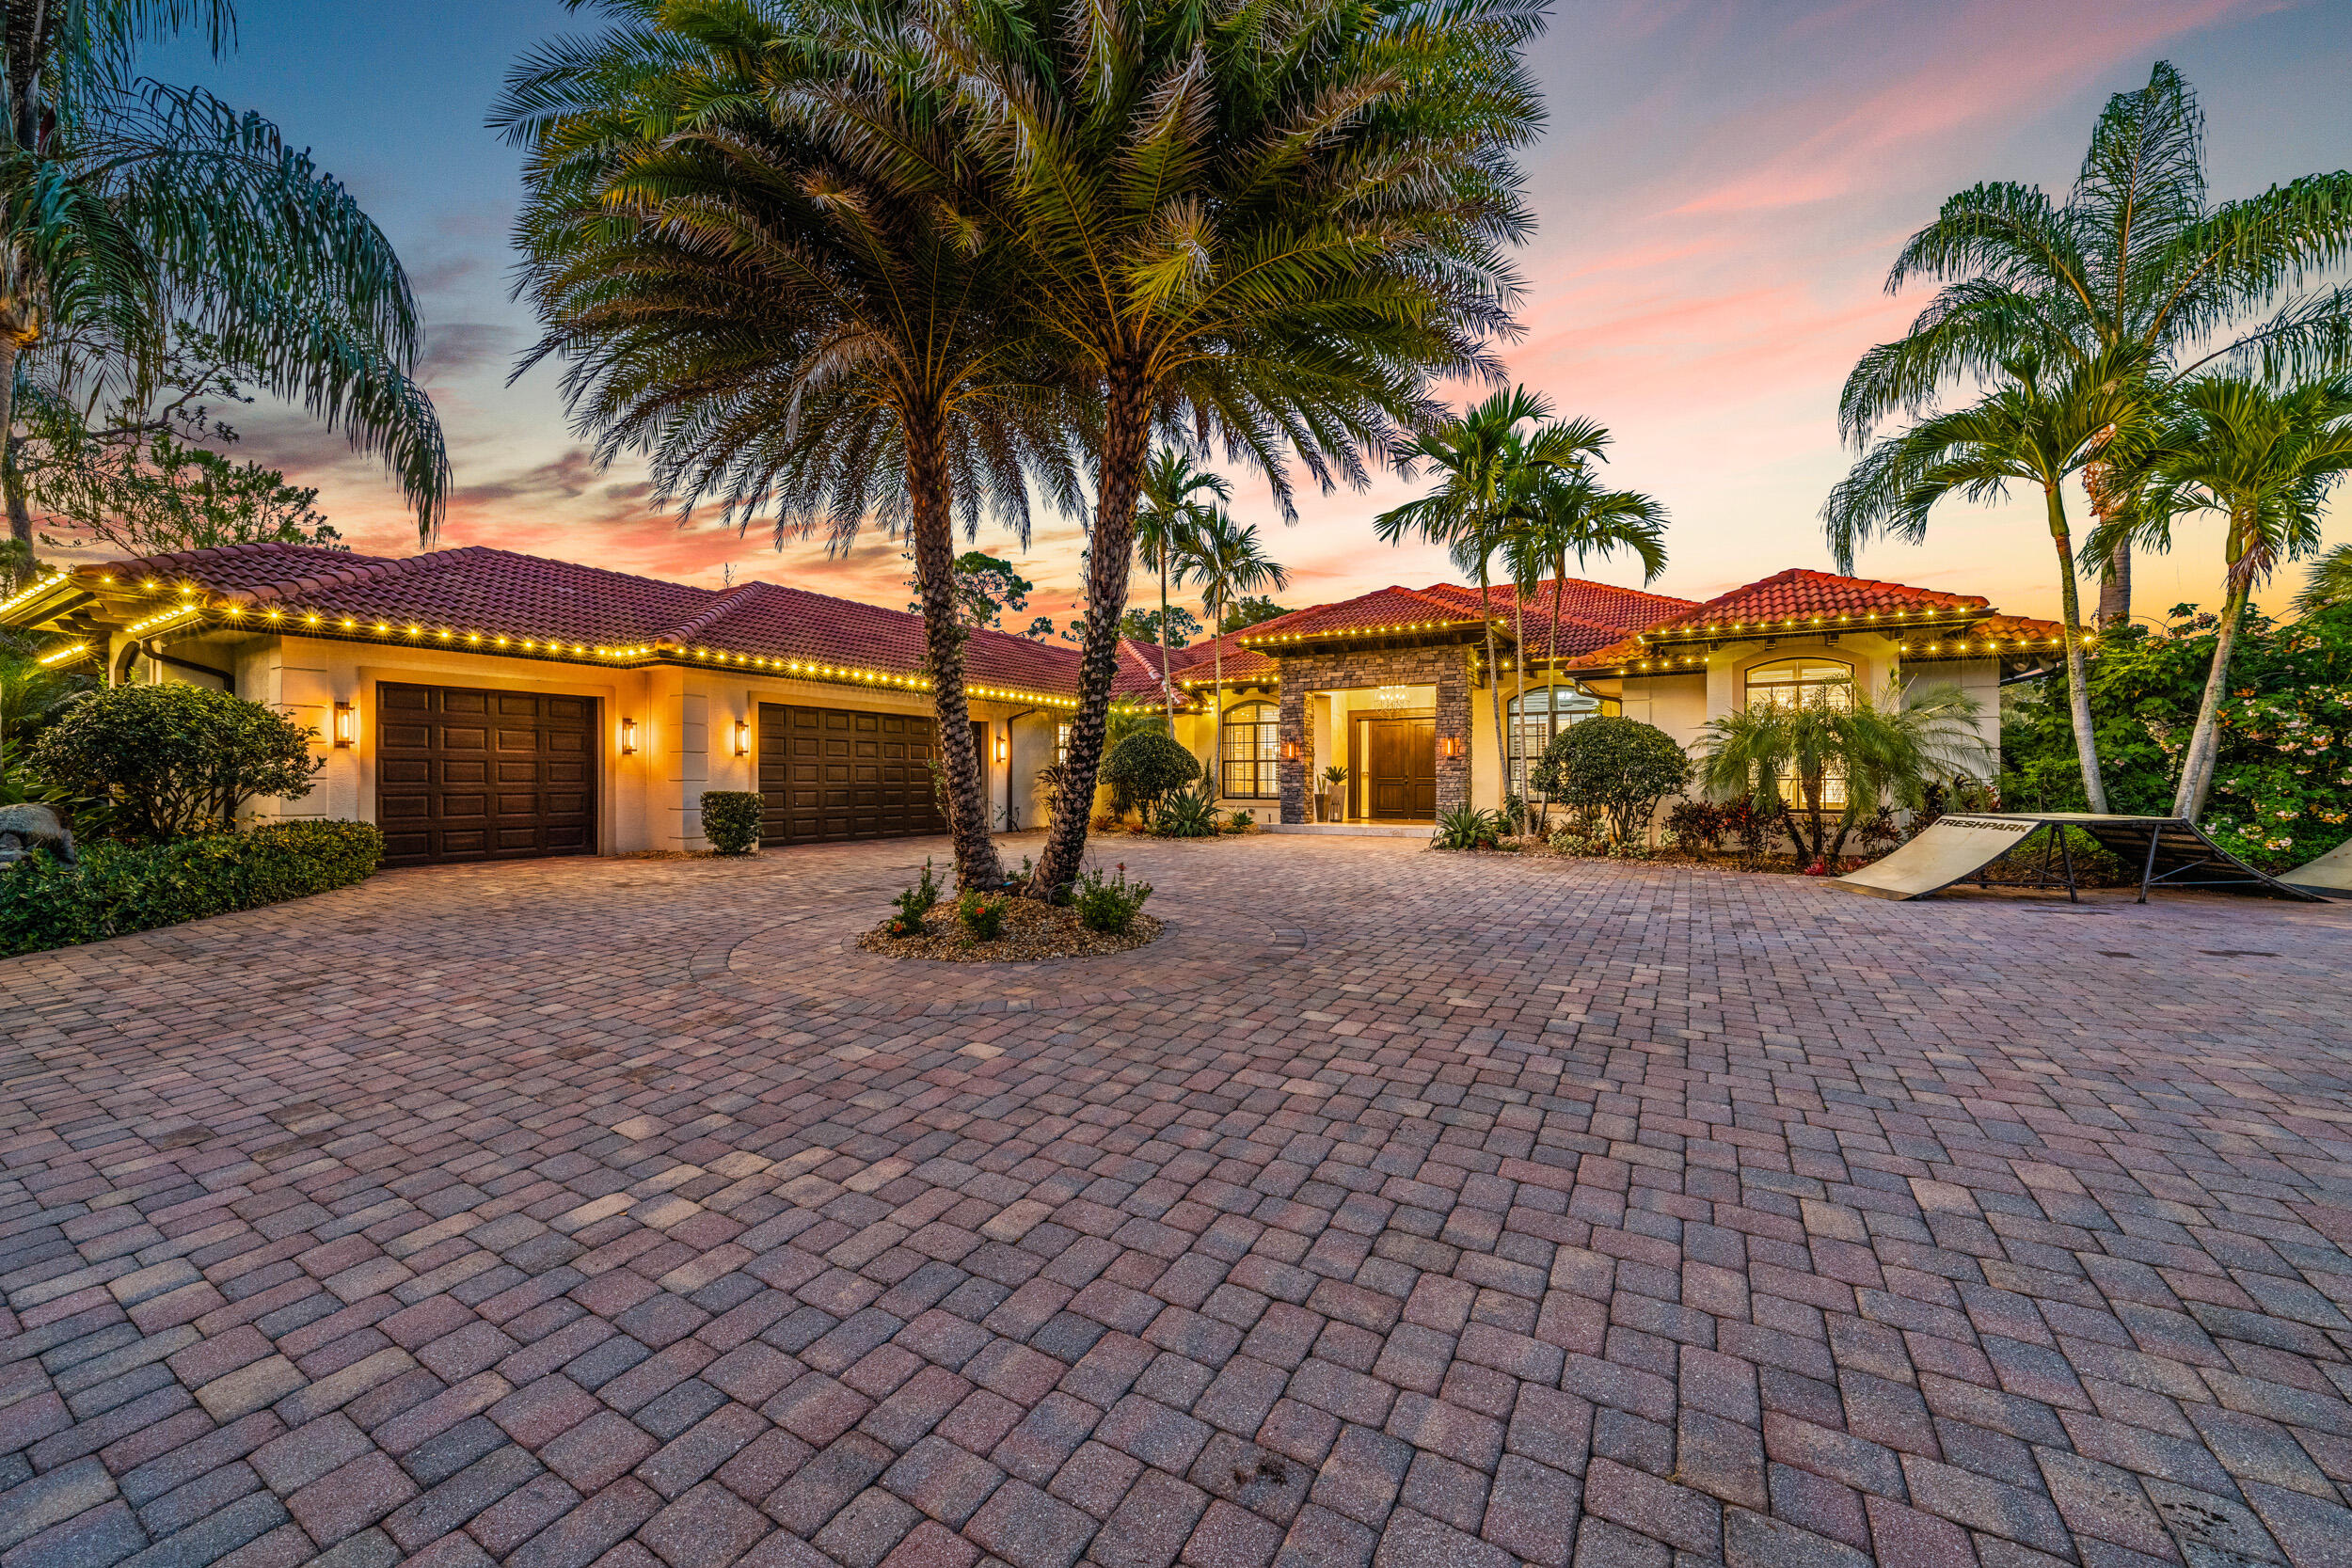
[2088,374,2352,819]
[1134,449,1228,720]
[2295,545,2352,615]
[0,1,447,580]
[911,0,1543,893]
[1174,509,1286,797]
[1826,351,2139,812]
[1840,61,2352,628]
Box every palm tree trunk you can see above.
[0,336,30,588]
[1510,587,1527,827]
[2045,486,2110,814]
[1157,555,1174,720]
[2096,538,2131,630]
[905,409,1001,890]
[1211,594,1225,800]
[2173,570,2249,822]
[1035,366,1150,896]
[1477,566,1506,811]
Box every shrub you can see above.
[0,819,382,957]
[31,683,321,844]
[956,888,1007,940]
[1101,729,1200,820]
[1073,863,1153,932]
[1530,717,1690,847]
[1225,810,1254,833]
[1664,800,1724,851]
[699,791,763,854]
[1432,804,1509,851]
[889,857,943,931]
[1152,784,1220,838]
[1548,826,1603,855]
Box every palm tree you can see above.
[0,1,447,581]
[910,0,1544,894]
[495,0,1081,892]
[1375,388,1568,808]
[1840,61,2352,628]
[1826,352,2138,812]
[1174,510,1286,797]
[1134,449,1229,720]
[2088,374,2352,819]
[1696,682,1986,865]
[2295,544,2352,615]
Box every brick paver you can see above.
[5,832,2352,1568]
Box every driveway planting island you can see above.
[4,834,2352,1568]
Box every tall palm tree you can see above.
[1174,510,1286,796]
[0,0,447,581]
[495,0,1080,891]
[2089,374,2352,819]
[1375,388,1568,807]
[909,0,1544,894]
[1134,448,1228,720]
[1840,61,2352,628]
[2295,544,2352,615]
[1826,352,2139,812]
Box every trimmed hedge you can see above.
[699,791,764,855]
[0,820,384,958]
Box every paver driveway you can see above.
[6,834,2352,1568]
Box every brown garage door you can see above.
[758,703,948,845]
[377,683,597,866]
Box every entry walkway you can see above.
[4,837,2352,1568]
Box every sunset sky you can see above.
[144,0,2352,629]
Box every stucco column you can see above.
[1435,647,1470,816]
[1278,678,1310,824]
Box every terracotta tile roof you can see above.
[1564,568,2006,673]
[1232,586,1494,646]
[62,543,1085,702]
[1168,629,1279,689]
[1900,613,2070,658]
[1419,579,1696,659]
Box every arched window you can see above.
[1743,657,1854,711]
[1509,684,1610,795]
[1221,702,1280,799]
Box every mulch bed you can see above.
[857,897,1163,962]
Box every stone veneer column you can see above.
[1435,648,1470,815]
[1278,679,1310,824]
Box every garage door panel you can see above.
[377,682,598,867]
[757,700,946,846]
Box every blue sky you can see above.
[144,0,2352,627]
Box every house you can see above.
[3,544,2066,861]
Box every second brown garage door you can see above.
[377,683,597,867]
[758,703,947,845]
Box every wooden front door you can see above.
[1363,718,1437,819]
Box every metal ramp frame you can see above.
[1835,812,2329,904]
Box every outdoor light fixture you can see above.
[332,702,356,749]
[1438,736,1464,760]
[620,717,638,755]
[734,719,750,756]
[1281,740,1301,761]
[993,731,1009,764]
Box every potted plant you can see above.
[1320,765,1349,823]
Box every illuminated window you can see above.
[1220,703,1281,799]
[1510,684,1613,796]
[1743,658,1853,711]
[1056,722,1072,764]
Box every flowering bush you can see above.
[955,888,1007,940]
[1073,863,1152,932]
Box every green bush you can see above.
[699,791,763,854]
[0,819,383,957]
[956,888,1007,940]
[1073,863,1153,932]
[1531,717,1690,846]
[31,683,321,843]
[1152,783,1220,837]
[1432,804,1510,851]
[1101,729,1200,820]
[892,857,943,928]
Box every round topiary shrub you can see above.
[1100,729,1200,821]
[1530,717,1691,847]
[31,682,321,844]
[699,791,764,855]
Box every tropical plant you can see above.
[1152,782,1219,838]
[32,683,320,844]
[1177,511,1288,797]
[2296,545,2352,615]
[1531,716,1691,847]
[1073,862,1152,933]
[0,6,445,585]
[1432,804,1510,852]
[1839,61,2352,629]
[1695,683,1987,864]
[1100,728,1199,823]
[1825,351,2137,811]
[697,791,763,855]
[1663,800,1725,852]
[2090,374,2352,818]
[1499,460,1670,689]
[494,0,1081,895]
[912,0,1545,897]
[1134,449,1230,717]
[0,643,87,771]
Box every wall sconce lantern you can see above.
[734,718,750,757]
[1280,740,1301,762]
[1437,735,1464,761]
[620,717,638,755]
[993,730,1009,765]
[332,701,356,749]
